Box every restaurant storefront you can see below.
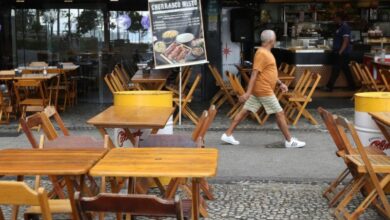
[1,0,390,103]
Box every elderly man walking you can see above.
[221,30,306,148]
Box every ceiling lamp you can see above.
[16,0,24,2]
[64,0,73,2]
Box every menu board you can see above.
[149,0,208,69]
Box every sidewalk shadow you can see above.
[265,142,285,148]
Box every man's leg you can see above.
[341,54,356,90]
[275,111,292,141]
[225,108,250,136]
[326,53,342,90]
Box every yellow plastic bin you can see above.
[113,91,174,187]
[355,92,390,150]
[114,91,173,108]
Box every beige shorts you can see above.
[243,95,283,114]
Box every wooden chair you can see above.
[166,67,193,96]
[358,64,386,92]
[0,90,12,124]
[0,181,54,220]
[104,73,117,95]
[282,71,321,126]
[334,116,390,220]
[278,62,289,73]
[379,69,390,92]
[173,74,201,124]
[109,71,126,92]
[75,193,187,220]
[14,79,48,130]
[29,61,48,67]
[349,61,365,92]
[113,65,140,91]
[208,64,235,109]
[317,107,384,208]
[234,64,251,86]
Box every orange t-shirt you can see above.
[252,47,278,97]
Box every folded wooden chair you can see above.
[166,67,192,95]
[46,68,70,111]
[334,116,390,220]
[358,64,386,92]
[173,74,201,124]
[75,193,189,220]
[208,64,235,109]
[283,71,321,126]
[349,61,365,92]
[0,181,54,220]
[317,107,384,208]
[278,62,289,73]
[113,65,140,91]
[379,69,390,92]
[0,90,12,124]
[104,73,117,95]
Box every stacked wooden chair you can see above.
[173,73,201,124]
[282,70,321,126]
[234,64,251,86]
[0,90,12,124]
[208,64,235,109]
[104,65,140,95]
[350,61,386,92]
[166,66,192,96]
[379,69,390,92]
[317,107,384,208]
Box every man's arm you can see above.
[339,37,349,55]
[239,70,258,102]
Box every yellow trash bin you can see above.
[355,92,390,150]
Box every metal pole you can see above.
[179,67,182,125]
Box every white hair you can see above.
[261,30,276,44]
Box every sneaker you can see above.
[221,133,240,145]
[285,137,306,148]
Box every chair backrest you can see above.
[75,193,184,220]
[197,105,218,143]
[110,71,125,92]
[0,181,52,220]
[20,113,43,148]
[104,74,117,94]
[379,69,390,91]
[227,71,246,96]
[278,62,289,73]
[234,64,251,85]
[360,64,380,91]
[335,116,390,214]
[349,61,362,82]
[29,61,48,67]
[317,107,350,153]
[114,64,131,85]
[294,71,321,98]
[191,110,208,142]
[286,65,296,76]
[41,106,70,137]
[13,79,46,105]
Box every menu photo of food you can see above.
[153,30,206,66]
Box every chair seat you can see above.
[139,134,196,148]
[20,99,47,106]
[44,136,104,149]
[336,146,385,157]
[26,199,72,214]
[287,94,312,102]
[346,154,390,173]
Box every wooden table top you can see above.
[89,148,219,178]
[0,148,108,176]
[87,105,174,129]
[370,112,390,127]
[0,72,59,80]
[131,69,171,83]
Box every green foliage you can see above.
[77,10,99,35]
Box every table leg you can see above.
[191,178,200,220]
[97,127,115,148]
[11,176,24,220]
[64,176,81,220]
[123,128,137,147]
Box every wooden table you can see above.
[0,72,59,80]
[89,147,218,220]
[18,65,80,72]
[370,112,390,143]
[131,69,171,90]
[87,105,174,147]
[0,148,108,220]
